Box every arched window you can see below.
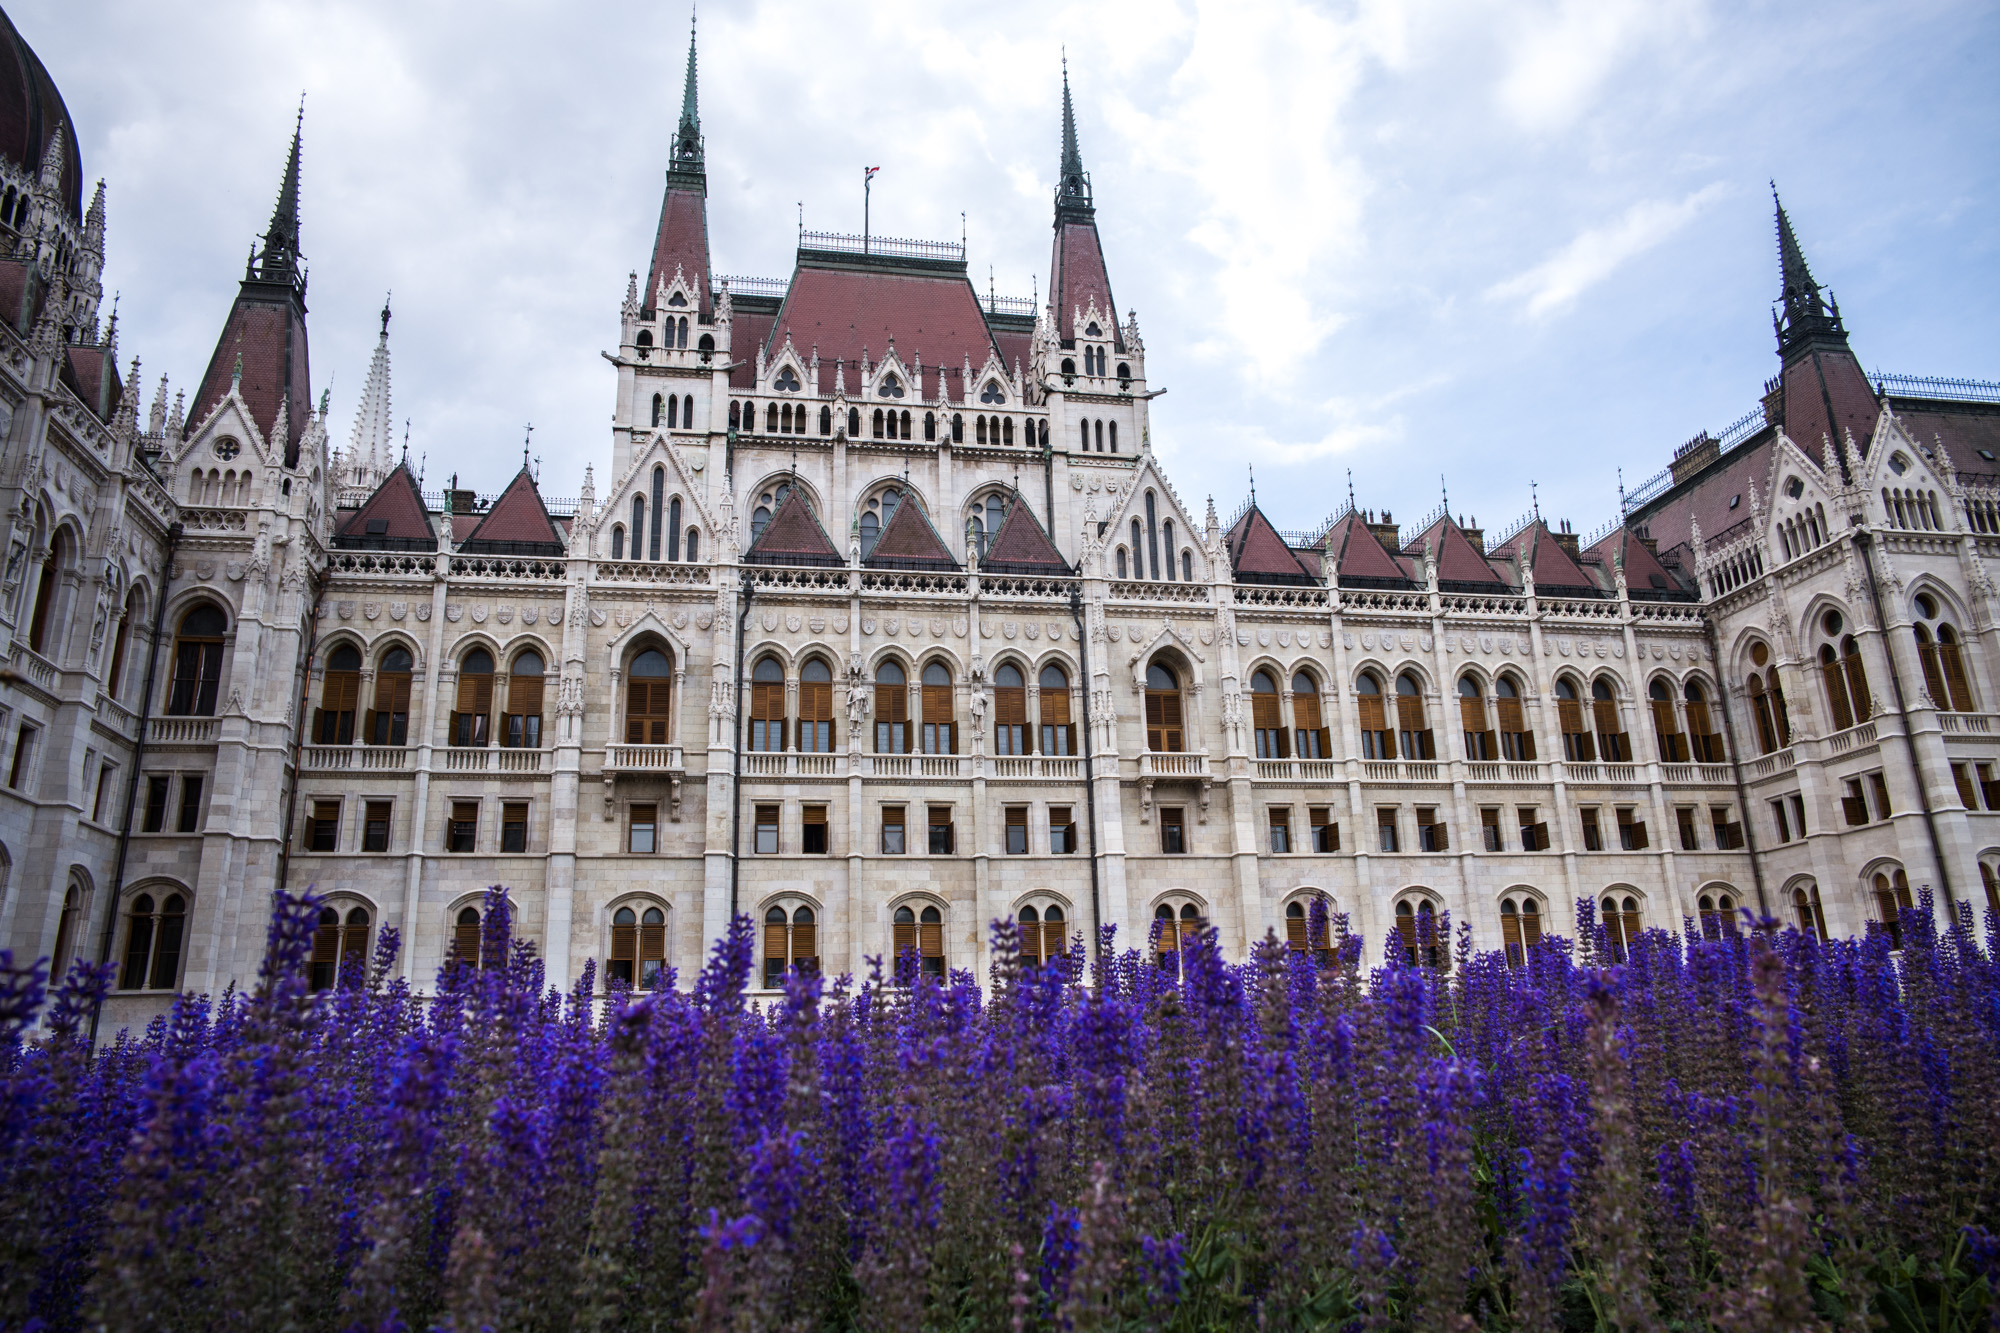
[609,904,667,988]
[1040,664,1074,755]
[1590,679,1628,761]
[873,408,885,439]
[750,657,786,752]
[1153,900,1203,975]
[626,648,673,745]
[683,394,694,426]
[1115,547,1128,579]
[1396,673,1434,759]
[630,496,645,560]
[893,904,946,981]
[106,589,137,700]
[1818,644,1854,731]
[1601,894,1641,962]
[1914,593,1975,711]
[1145,662,1184,752]
[1109,421,1118,453]
[767,404,779,434]
[166,604,228,716]
[309,905,371,991]
[775,365,800,392]
[984,494,1006,554]
[1873,870,1914,949]
[1144,491,1161,580]
[1131,519,1144,571]
[1500,896,1542,967]
[26,530,63,655]
[1685,680,1723,763]
[1394,898,1445,969]
[820,405,833,435]
[1096,420,1106,451]
[1792,884,1827,940]
[1459,677,1493,761]
[859,511,880,557]
[874,660,909,753]
[1020,902,1067,969]
[1182,550,1193,581]
[762,904,818,987]
[611,524,625,559]
[505,650,544,748]
[975,415,987,445]
[50,881,79,982]
[799,657,834,753]
[371,647,414,745]
[1356,673,1391,759]
[668,497,683,561]
[1079,420,1089,450]
[921,661,955,755]
[451,906,487,970]
[1495,674,1534,761]
[1291,672,1326,758]
[649,468,666,561]
[1554,678,1592,762]
[651,393,663,427]
[120,892,186,990]
[316,645,362,745]
[994,663,1026,755]
[728,401,740,430]
[1250,670,1284,758]
[636,329,653,359]
[1283,899,1334,966]
[1649,679,1685,762]
[923,411,936,441]
[685,528,699,561]
[452,648,495,747]
[1697,889,1739,939]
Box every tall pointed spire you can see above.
[251,102,306,293]
[1771,184,1845,364]
[1055,57,1091,216]
[346,294,394,492]
[646,11,712,318]
[671,13,703,176]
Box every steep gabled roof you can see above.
[864,496,961,570]
[1404,515,1504,586]
[1490,519,1599,594]
[334,464,435,548]
[61,344,119,421]
[743,488,843,567]
[764,255,1001,403]
[1322,513,1415,586]
[462,467,564,553]
[1225,503,1315,584]
[981,494,1071,575]
[1586,527,1688,596]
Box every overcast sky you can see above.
[21,0,2000,538]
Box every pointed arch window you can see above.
[1500,897,1542,967]
[1356,673,1392,760]
[1698,889,1739,939]
[821,405,833,435]
[649,468,666,561]
[668,497,683,561]
[1649,679,1685,762]
[611,524,625,559]
[316,645,361,744]
[765,404,778,433]
[1601,894,1641,962]
[750,657,786,752]
[1590,679,1629,761]
[1291,671,1327,758]
[763,904,818,987]
[1495,674,1534,761]
[1873,870,1913,949]
[609,904,667,988]
[166,604,227,716]
[1396,673,1434,759]
[120,891,187,990]
[1020,903,1066,969]
[1153,901,1202,975]
[626,648,673,745]
[685,528,699,561]
[452,648,495,747]
[799,657,834,753]
[505,650,544,748]
[1819,643,1854,731]
[371,647,414,745]
[651,393,664,427]
[1555,677,1592,762]
[1685,680,1723,763]
[27,530,62,655]
[1459,676,1493,761]
[1394,898,1446,969]
[1748,669,1788,755]
[106,589,137,701]
[1145,662,1184,752]
[994,663,1026,755]
[310,905,371,990]
[1115,547,1127,579]
[1040,664,1074,755]
[683,394,694,427]
[1250,670,1285,758]
[1792,883,1827,940]
[874,660,909,754]
[630,496,645,560]
[892,904,945,980]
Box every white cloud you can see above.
[1496,0,1707,134]
[1486,183,1726,318]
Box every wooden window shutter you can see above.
[1496,696,1523,734]
[1821,659,1853,730]
[1178,918,1199,949]
[1557,698,1584,734]
[325,671,359,716]
[627,679,648,743]
[381,672,411,713]
[458,673,493,717]
[765,921,790,971]
[1459,697,1485,738]
[1500,912,1522,963]
[1651,700,1679,742]
[792,920,816,965]
[613,919,638,969]
[919,920,943,960]
[640,916,665,963]
[801,679,831,721]
[1252,691,1282,731]
[1592,698,1619,737]
[1843,650,1871,724]
[1942,641,1974,711]
[1396,911,1416,958]
[1358,694,1386,733]
[454,917,482,967]
[1286,912,1308,952]
[1295,692,1322,732]
[1919,638,1946,704]
[996,687,1026,727]
[894,920,917,960]
[1397,693,1426,733]
[311,921,340,969]
[511,676,545,716]
[877,684,906,724]
[1043,688,1070,726]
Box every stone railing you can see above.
[330,550,435,578]
[1660,762,1734,784]
[606,743,684,772]
[1466,761,1549,783]
[1253,758,1340,782]
[449,554,566,582]
[1361,759,1442,782]
[1939,712,1997,736]
[1138,751,1210,779]
[596,561,716,586]
[859,571,970,596]
[301,745,417,772]
[1744,749,1796,780]
[1826,720,1879,754]
[1109,580,1210,605]
[1563,762,1641,784]
[148,717,217,744]
[441,746,548,773]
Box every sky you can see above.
[19,0,2000,541]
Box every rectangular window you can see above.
[1481,807,1503,852]
[1519,806,1547,851]
[1616,806,1648,850]
[1040,686,1075,756]
[927,805,954,855]
[1377,808,1399,854]
[7,724,36,790]
[92,762,115,824]
[1049,805,1076,854]
[1581,807,1603,852]
[504,675,544,749]
[628,803,656,855]
[1677,806,1699,850]
[1558,698,1594,763]
[449,800,480,853]
[363,800,392,852]
[1789,793,1807,840]
[802,804,828,855]
[881,806,906,855]
[1954,763,1978,811]
[1771,798,1792,843]
[1268,807,1291,854]
[1416,808,1447,852]
[1868,771,1892,820]
[875,683,908,753]
[755,804,780,855]
[177,776,204,834]
[1161,806,1186,854]
[1980,762,2000,812]
[1005,805,1029,855]
[143,775,171,832]
[1841,778,1869,826]
[1310,807,1338,853]
[501,801,529,853]
[307,799,340,852]
[921,682,955,755]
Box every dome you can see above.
[0,7,81,223]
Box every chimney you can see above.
[1368,509,1401,556]
[1760,375,1784,430]
[1551,527,1580,562]
[1635,525,1659,555]
[1671,431,1719,487]
[450,488,478,515]
[1460,517,1484,555]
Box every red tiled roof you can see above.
[1322,513,1413,584]
[1585,527,1685,594]
[1226,504,1314,583]
[865,495,960,569]
[61,344,119,420]
[1405,516,1504,585]
[981,494,1070,574]
[1780,347,1881,469]
[1628,437,1774,570]
[336,465,434,543]
[451,513,480,541]
[187,289,311,466]
[763,260,1000,405]
[0,257,31,336]
[645,183,710,320]
[1491,519,1597,592]
[1049,219,1120,349]
[1888,401,2000,481]
[463,468,563,548]
[0,9,82,221]
[744,489,842,565]
[725,309,776,390]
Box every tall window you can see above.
[668,497,683,562]
[630,495,645,561]
[1154,902,1201,975]
[1601,895,1641,961]
[452,649,495,746]
[893,905,945,979]
[1250,670,1285,758]
[626,648,673,745]
[1396,674,1434,760]
[1357,673,1392,759]
[1555,678,1593,762]
[451,906,486,969]
[612,525,625,559]
[166,604,227,716]
[1145,662,1184,752]
[649,469,666,561]
[1685,680,1722,763]
[920,662,955,755]
[1144,491,1161,580]
[309,905,371,990]
[1395,898,1446,969]
[799,658,833,752]
[994,663,1027,755]
[26,528,63,655]
[1288,673,1326,758]
[1649,679,1685,762]
[1495,675,1534,761]
[504,650,545,747]
[1590,680,1628,762]
[1459,677,1493,761]
[1040,664,1074,755]
[762,905,818,988]
[1698,890,1739,939]
[50,883,80,982]
[1873,870,1914,950]
[1500,897,1541,968]
[317,645,361,744]
[609,904,667,987]
[120,892,186,990]
[1793,884,1827,940]
[874,660,909,753]
[750,657,786,752]
[371,647,414,745]
[1020,904,1067,969]
[1915,594,1974,711]
[106,589,136,699]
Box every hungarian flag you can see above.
[865,166,880,182]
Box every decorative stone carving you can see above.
[1256,629,1270,647]
[521,606,538,626]
[590,609,608,627]
[337,601,356,620]
[1106,625,1122,642]
[1277,629,1291,648]
[1198,627,1214,645]
[1002,621,1017,640]
[362,602,381,620]
[762,610,778,632]
[787,614,803,633]
[884,616,899,635]
[809,615,825,633]
[929,618,944,638]
[862,617,877,635]
[1047,622,1064,642]
[1419,634,1433,652]
[954,619,969,638]
[225,561,246,581]
[1360,631,1375,651]
[471,605,489,624]
[694,610,712,630]
[444,604,463,622]
[415,604,432,622]
[496,605,513,625]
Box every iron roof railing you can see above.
[1872,371,2000,404]
[980,294,1037,317]
[799,230,965,263]
[714,275,789,299]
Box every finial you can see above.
[523,422,533,469]
[1530,480,1539,519]
[380,291,391,337]
[1248,464,1255,505]
[1440,472,1448,512]
[1347,468,1355,513]
[401,419,410,466]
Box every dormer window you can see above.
[1084,321,1101,337]
[774,367,800,392]
[980,380,1005,404]
[877,375,904,399]
[667,291,687,307]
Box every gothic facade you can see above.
[1,12,1996,1034]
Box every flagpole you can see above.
[864,167,871,254]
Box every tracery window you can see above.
[626,648,673,745]
[120,891,187,990]
[309,905,371,991]
[763,904,818,988]
[166,604,227,716]
[1356,673,1392,759]
[994,663,1027,755]
[1251,670,1285,758]
[1153,900,1203,976]
[1459,676,1493,761]
[1913,592,1975,711]
[750,657,785,752]
[505,650,544,748]
[920,661,955,755]
[799,657,834,753]
[317,645,361,744]
[1500,896,1542,967]
[874,660,909,753]
[1601,894,1641,962]
[1292,671,1327,758]
[452,649,495,747]
[371,647,414,745]
[893,904,945,980]
[1144,662,1184,752]
[1040,664,1075,755]
[609,904,667,988]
